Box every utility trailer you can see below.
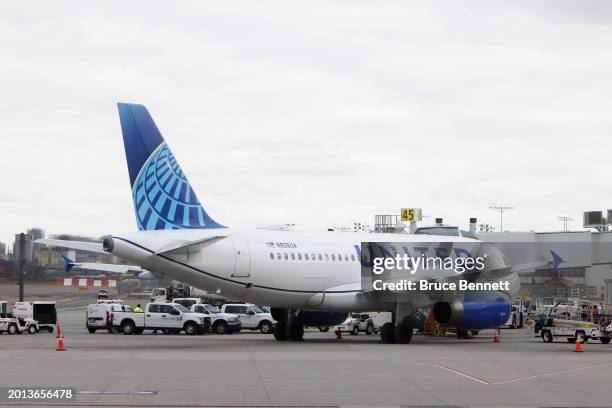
[535,317,611,344]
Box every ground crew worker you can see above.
[134,304,143,313]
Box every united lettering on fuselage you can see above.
[353,244,474,268]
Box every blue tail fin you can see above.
[117,103,225,230]
[61,255,75,273]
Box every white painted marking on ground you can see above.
[491,361,612,385]
[432,364,491,385]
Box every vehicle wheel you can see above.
[46,326,54,333]
[542,330,553,343]
[88,328,96,334]
[600,337,611,344]
[351,326,359,336]
[108,326,118,334]
[259,320,273,334]
[318,326,330,332]
[457,328,473,339]
[273,320,288,341]
[121,320,135,335]
[7,324,18,335]
[28,325,37,334]
[184,322,198,335]
[214,321,228,335]
[365,324,374,335]
[380,322,395,343]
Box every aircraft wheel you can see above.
[273,320,288,341]
[287,321,304,341]
[394,319,413,344]
[380,322,395,343]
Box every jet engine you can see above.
[432,300,510,329]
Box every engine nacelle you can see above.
[433,300,510,329]
[295,311,348,327]
[270,308,348,327]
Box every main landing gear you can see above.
[379,316,414,344]
[272,308,304,341]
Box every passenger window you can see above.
[305,254,309,260]
[351,254,355,261]
[291,253,296,260]
[298,253,302,260]
[270,252,274,260]
[311,253,315,261]
[148,304,160,313]
[331,254,336,261]
[225,306,238,313]
[338,254,342,261]
[325,254,329,261]
[318,254,322,261]
[284,253,288,260]
[344,255,348,261]
[276,253,281,259]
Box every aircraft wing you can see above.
[35,239,106,254]
[60,255,154,278]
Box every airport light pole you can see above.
[557,216,573,232]
[489,206,515,232]
[18,232,25,302]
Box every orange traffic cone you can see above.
[55,324,62,339]
[493,329,500,343]
[575,334,582,352]
[56,337,65,351]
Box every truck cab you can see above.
[150,288,168,303]
[220,304,274,334]
[113,302,211,335]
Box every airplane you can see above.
[37,102,522,344]
[60,255,154,279]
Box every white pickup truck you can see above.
[112,303,211,335]
[220,304,275,334]
[335,313,377,335]
[190,304,242,334]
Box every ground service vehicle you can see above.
[190,304,241,334]
[173,298,201,309]
[86,303,133,333]
[536,317,612,344]
[97,289,109,300]
[13,302,56,332]
[113,302,211,335]
[335,313,376,335]
[0,317,39,334]
[505,299,526,329]
[150,288,168,303]
[221,304,274,334]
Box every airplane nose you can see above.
[102,237,114,253]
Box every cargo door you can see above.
[231,236,251,278]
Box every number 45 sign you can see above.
[401,208,422,222]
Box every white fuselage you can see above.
[108,228,502,311]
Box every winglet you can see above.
[550,250,565,273]
[61,255,76,273]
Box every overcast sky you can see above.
[2,1,612,247]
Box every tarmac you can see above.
[1,285,612,407]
